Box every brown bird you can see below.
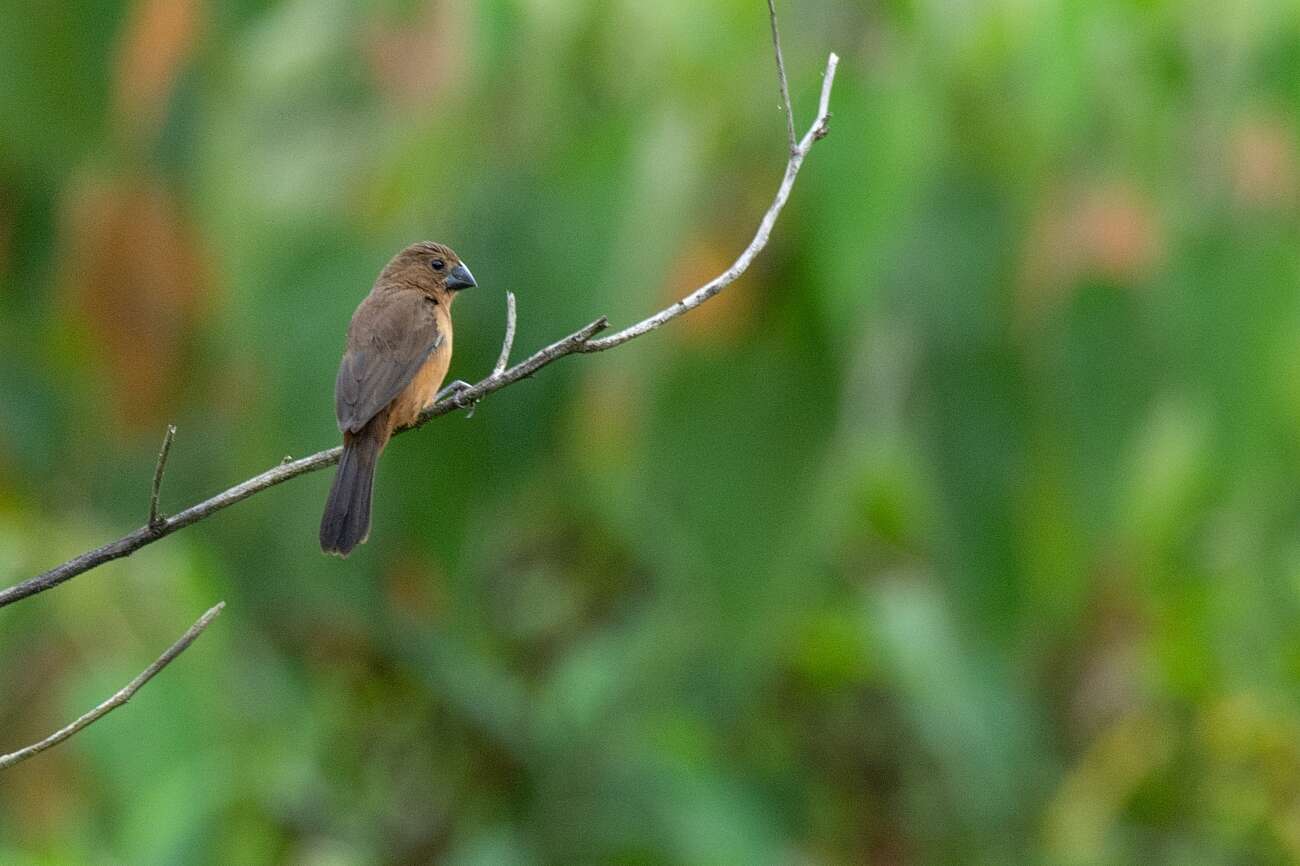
[320,241,476,556]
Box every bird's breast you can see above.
[387,305,453,433]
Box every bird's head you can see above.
[380,240,477,301]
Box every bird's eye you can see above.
[430,259,445,271]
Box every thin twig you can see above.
[148,424,176,529]
[582,51,838,353]
[767,0,797,154]
[0,602,224,771]
[494,291,517,377]
[0,44,839,611]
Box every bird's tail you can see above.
[320,433,382,556]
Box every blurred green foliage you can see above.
[2,0,1300,863]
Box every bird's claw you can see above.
[436,380,478,417]
[437,380,472,402]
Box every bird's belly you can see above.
[389,343,451,432]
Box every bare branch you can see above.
[0,450,340,608]
[767,0,797,153]
[148,424,176,529]
[0,42,839,611]
[0,602,224,771]
[582,51,839,353]
[0,317,611,610]
[493,291,518,377]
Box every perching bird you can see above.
[320,241,476,556]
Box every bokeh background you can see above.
[2,0,1300,863]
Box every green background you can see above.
[2,0,1300,863]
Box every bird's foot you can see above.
[436,380,478,417]
[436,380,472,402]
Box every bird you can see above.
[319,241,476,556]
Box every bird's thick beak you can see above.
[446,263,476,291]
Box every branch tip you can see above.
[148,424,177,528]
[493,291,518,377]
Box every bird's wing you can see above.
[334,289,442,434]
